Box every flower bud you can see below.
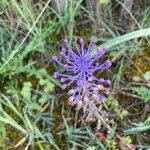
[53,72,59,78]
[90,40,94,45]
[97,48,105,54]
[68,96,74,105]
[76,100,83,110]
[104,79,111,84]
[52,55,58,61]
[68,89,75,95]
[93,94,104,104]
[83,96,89,105]
[99,78,104,83]
[83,97,89,113]
[61,48,66,52]
[61,48,66,55]
[62,84,67,89]
[93,94,99,102]
[79,38,84,44]
[93,87,98,92]
[105,88,110,95]
[88,77,93,82]
[96,63,99,66]
[63,64,68,69]
[64,38,68,44]
[76,80,81,86]
[60,78,66,83]
[99,95,105,102]
[104,60,111,68]
[74,37,78,42]
[97,85,105,91]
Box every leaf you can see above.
[1,94,23,119]
[132,76,140,81]
[144,71,150,80]
[39,78,55,93]
[21,82,32,100]
[0,113,26,134]
[99,28,150,49]
[26,102,43,111]
[39,79,45,86]
[124,124,150,134]
[39,95,47,105]
[44,82,54,93]
[23,111,34,130]
[131,86,150,102]
[99,0,110,4]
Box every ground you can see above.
[0,0,150,150]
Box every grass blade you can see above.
[99,28,150,49]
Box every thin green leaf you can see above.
[99,28,150,49]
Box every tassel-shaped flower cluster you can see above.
[53,37,111,112]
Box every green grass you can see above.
[0,0,150,149]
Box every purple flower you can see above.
[53,37,111,112]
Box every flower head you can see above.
[53,37,111,112]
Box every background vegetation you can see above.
[0,0,150,149]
